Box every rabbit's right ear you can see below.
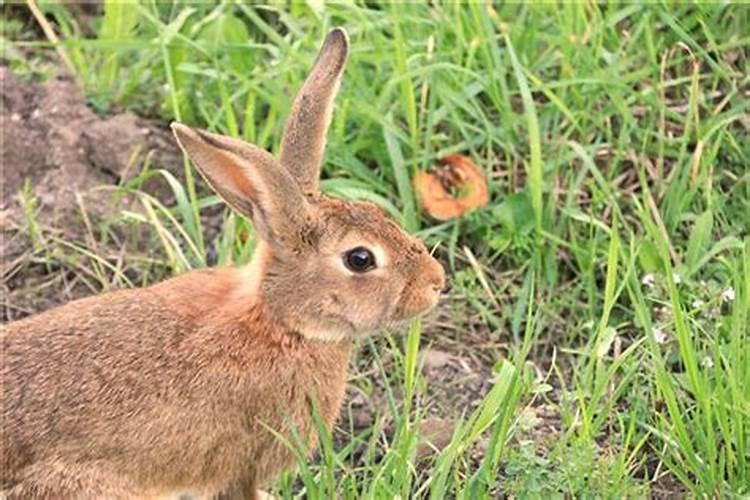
[171,123,313,247]
[279,28,349,198]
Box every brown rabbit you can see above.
[1,28,444,499]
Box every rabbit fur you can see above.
[1,28,445,499]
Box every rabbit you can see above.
[0,27,445,500]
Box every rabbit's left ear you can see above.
[171,123,314,248]
[279,28,349,198]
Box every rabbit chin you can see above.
[290,312,389,342]
[306,298,439,342]
[295,323,361,343]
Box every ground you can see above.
[2,67,185,318]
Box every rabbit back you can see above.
[1,268,352,497]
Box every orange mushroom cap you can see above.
[414,155,489,221]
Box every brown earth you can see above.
[1,66,184,321]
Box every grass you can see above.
[5,2,749,497]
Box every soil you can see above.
[1,66,184,321]
[1,68,182,209]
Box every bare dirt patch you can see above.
[1,66,183,321]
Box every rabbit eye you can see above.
[344,247,376,273]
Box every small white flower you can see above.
[642,273,655,287]
[701,356,714,369]
[721,287,735,303]
[691,299,704,309]
[672,273,682,284]
[652,327,667,344]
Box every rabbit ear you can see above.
[171,123,313,246]
[279,27,349,197]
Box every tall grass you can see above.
[11,2,749,496]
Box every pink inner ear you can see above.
[216,152,256,199]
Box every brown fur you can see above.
[2,269,351,498]
[280,28,349,196]
[0,28,443,499]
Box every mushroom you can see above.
[414,155,489,221]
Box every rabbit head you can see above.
[172,28,445,342]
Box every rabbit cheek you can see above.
[342,277,398,333]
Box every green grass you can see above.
[7,2,749,497]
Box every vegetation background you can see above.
[2,2,748,497]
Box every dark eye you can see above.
[344,247,376,273]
